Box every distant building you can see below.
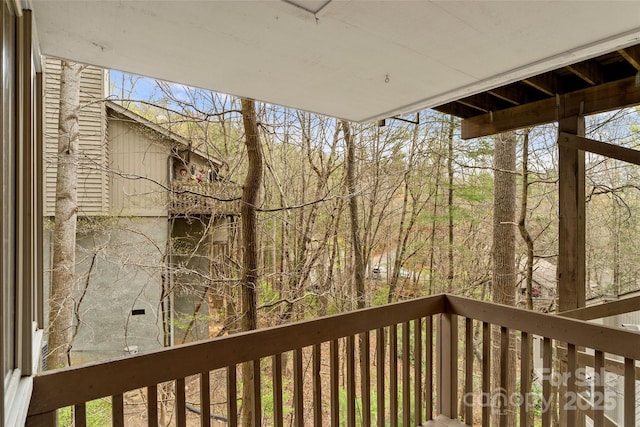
[43,58,240,363]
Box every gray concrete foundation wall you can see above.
[44,217,167,363]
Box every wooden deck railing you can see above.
[26,294,640,426]
[170,181,241,215]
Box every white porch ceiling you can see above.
[30,1,640,123]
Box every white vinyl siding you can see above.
[108,118,170,216]
[43,58,108,216]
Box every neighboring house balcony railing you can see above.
[170,181,241,216]
[26,294,640,426]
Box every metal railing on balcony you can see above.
[170,181,241,216]
[26,294,640,427]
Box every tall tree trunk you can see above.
[47,61,83,369]
[388,114,421,302]
[613,196,621,295]
[428,124,445,294]
[240,98,263,427]
[447,115,455,292]
[491,131,517,426]
[517,129,535,426]
[518,130,534,311]
[342,120,365,309]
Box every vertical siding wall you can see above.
[108,117,170,216]
[43,57,108,216]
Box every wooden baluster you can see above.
[112,393,124,427]
[313,344,322,427]
[331,339,339,427]
[519,332,530,427]
[273,354,284,427]
[439,313,458,420]
[376,328,386,427]
[73,403,86,427]
[360,332,371,427]
[347,335,356,427]
[499,326,509,427]
[227,365,238,427]
[414,318,422,424]
[464,318,473,425]
[176,377,187,427]
[625,358,635,427]
[252,359,261,427]
[566,344,576,427]
[402,321,410,426]
[425,317,433,422]
[147,385,158,427]
[200,372,211,427]
[482,322,490,427]
[542,338,552,427]
[294,349,304,427]
[593,350,604,427]
[390,323,398,427]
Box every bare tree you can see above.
[491,131,517,425]
[47,61,83,369]
[447,115,455,292]
[518,129,534,310]
[342,120,366,309]
[240,98,262,427]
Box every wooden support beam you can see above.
[565,61,603,85]
[558,133,640,166]
[462,76,640,139]
[618,46,640,71]
[556,346,640,379]
[560,294,640,321]
[522,73,557,96]
[557,116,585,312]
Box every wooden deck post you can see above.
[437,312,457,419]
[558,114,586,426]
[557,114,586,312]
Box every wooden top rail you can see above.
[559,294,640,321]
[30,293,640,417]
[29,294,446,417]
[171,180,242,199]
[447,295,640,360]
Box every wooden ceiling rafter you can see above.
[619,46,640,71]
[433,102,480,119]
[486,84,527,106]
[430,43,640,139]
[521,73,558,97]
[461,76,640,139]
[565,60,604,86]
[457,92,509,114]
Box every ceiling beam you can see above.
[487,84,527,106]
[461,76,640,139]
[433,103,480,119]
[565,61,603,85]
[618,46,640,71]
[459,92,510,114]
[456,100,489,114]
[521,73,558,96]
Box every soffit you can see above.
[30,1,640,123]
